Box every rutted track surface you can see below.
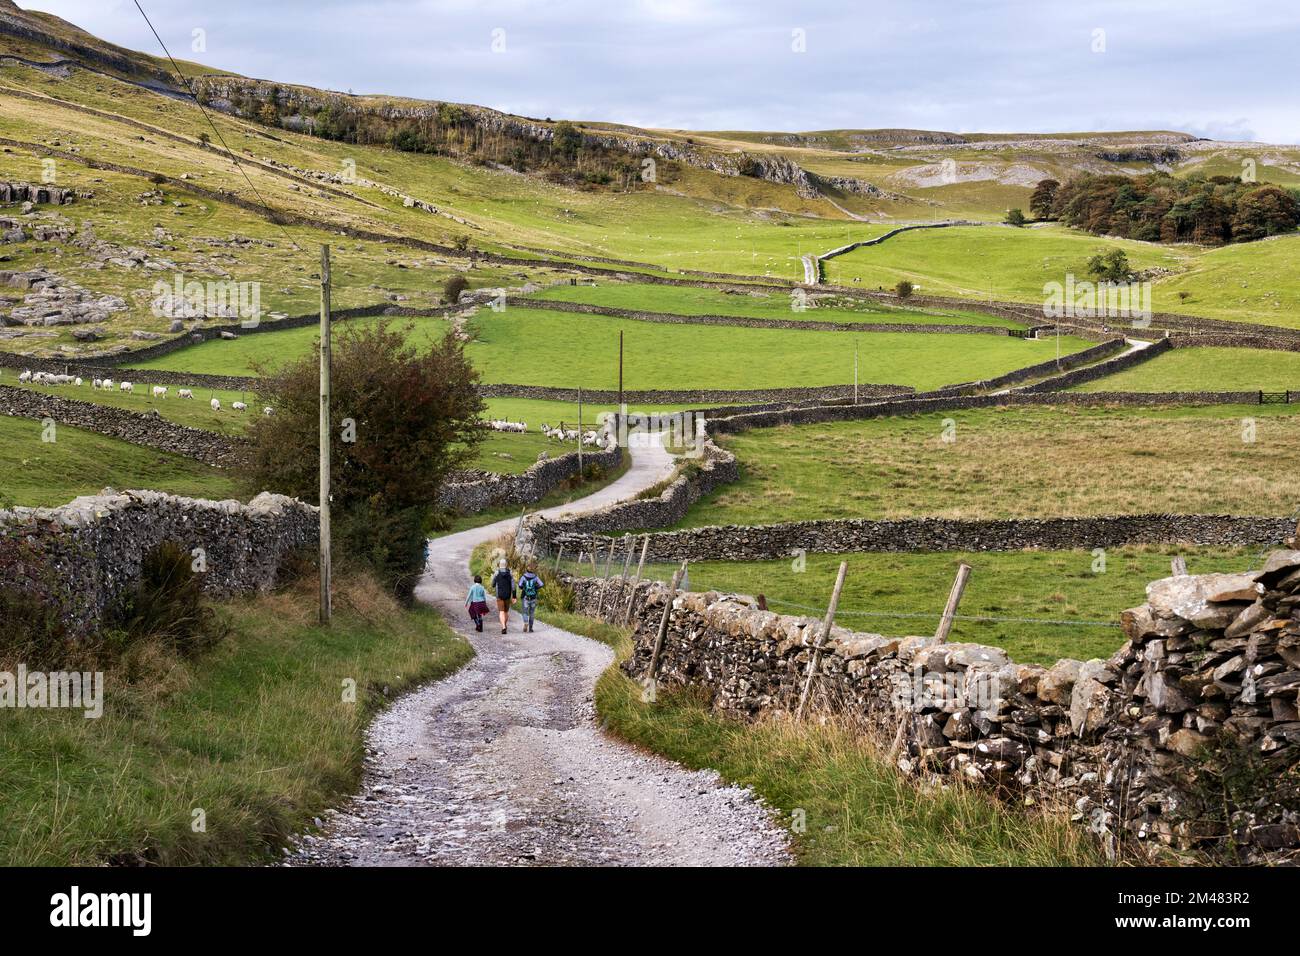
[283,433,790,867]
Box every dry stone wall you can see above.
[0,490,317,635]
[437,446,622,514]
[0,383,243,466]
[567,551,1300,863]
[551,514,1296,563]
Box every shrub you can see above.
[1005,207,1027,227]
[114,541,218,655]
[244,321,484,598]
[895,279,914,300]
[443,273,469,304]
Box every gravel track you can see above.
[284,434,791,867]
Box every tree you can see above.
[243,322,484,597]
[258,100,279,127]
[1231,185,1300,242]
[551,121,581,163]
[1005,207,1027,227]
[1029,179,1059,219]
[895,279,914,300]
[197,132,210,147]
[1086,248,1133,283]
[443,273,469,303]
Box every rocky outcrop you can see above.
[568,551,1300,863]
[0,181,80,206]
[0,490,316,634]
[0,268,127,326]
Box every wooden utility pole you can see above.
[577,386,584,474]
[623,535,650,624]
[318,244,332,625]
[796,561,848,719]
[933,562,972,645]
[647,560,687,683]
[618,331,624,410]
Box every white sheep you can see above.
[231,401,247,412]
[120,381,133,394]
[102,378,114,391]
[263,406,273,416]
[74,377,83,387]
[178,388,194,399]
[210,398,221,411]
[152,386,167,399]
[92,378,103,390]
[18,370,31,383]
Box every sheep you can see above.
[210,398,221,411]
[152,386,168,399]
[263,406,273,416]
[231,401,247,412]
[92,378,103,390]
[178,388,194,399]
[74,377,83,387]
[119,381,133,394]
[102,378,114,391]
[18,370,32,383]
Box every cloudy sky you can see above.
[30,0,1300,143]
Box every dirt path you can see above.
[284,433,791,866]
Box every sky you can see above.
[26,0,1300,143]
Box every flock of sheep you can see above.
[13,369,272,416]
[488,417,611,448]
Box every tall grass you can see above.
[0,572,472,865]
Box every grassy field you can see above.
[683,404,1300,526]
[530,281,1025,329]
[127,307,1089,391]
[561,546,1252,665]
[541,608,1098,865]
[820,225,1300,328]
[0,572,472,865]
[3,380,264,435]
[0,413,240,507]
[1073,347,1300,393]
[465,308,1088,391]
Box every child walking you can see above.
[518,563,545,633]
[465,575,489,632]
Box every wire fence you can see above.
[553,557,1122,631]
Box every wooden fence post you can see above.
[933,562,972,645]
[1171,555,1188,576]
[553,544,565,575]
[595,538,618,617]
[623,535,650,625]
[647,560,687,684]
[796,561,848,720]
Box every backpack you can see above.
[520,574,542,599]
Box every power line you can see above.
[130,0,301,254]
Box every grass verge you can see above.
[0,571,472,865]
[543,608,1100,866]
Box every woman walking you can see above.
[490,558,516,634]
[464,575,489,632]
